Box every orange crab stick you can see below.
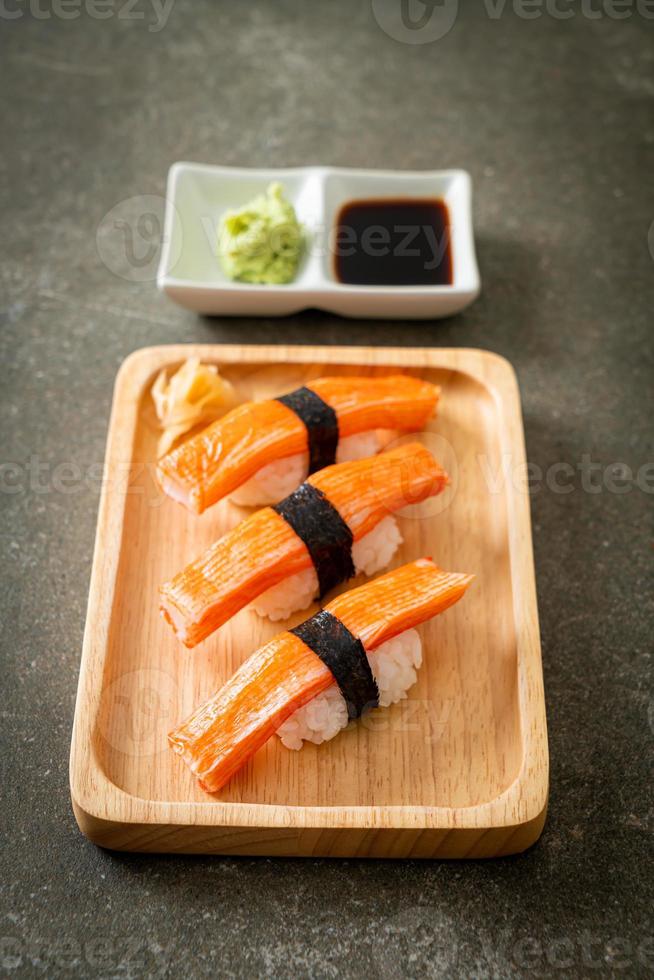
[169,559,473,793]
[160,442,448,647]
[156,375,439,514]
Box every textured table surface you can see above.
[2,2,653,977]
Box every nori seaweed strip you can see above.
[276,387,339,474]
[291,610,379,719]
[272,483,354,597]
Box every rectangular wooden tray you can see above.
[70,345,548,858]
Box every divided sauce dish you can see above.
[157,165,480,318]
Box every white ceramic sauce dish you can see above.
[157,164,480,318]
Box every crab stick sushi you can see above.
[156,374,439,513]
[169,559,472,793]
[160,443,448,647]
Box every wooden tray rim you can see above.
[70,344,548,842]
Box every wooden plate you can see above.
[70,345,548,858]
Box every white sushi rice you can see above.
[351,513,403,577]
[251,566,318,622]
[251,514,403,621]
[229,430,383,507]
[276,628,422,750]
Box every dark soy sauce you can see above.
[333,198,452,286]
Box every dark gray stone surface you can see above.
[1,2,653,977]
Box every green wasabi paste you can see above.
[218,182,303,284]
